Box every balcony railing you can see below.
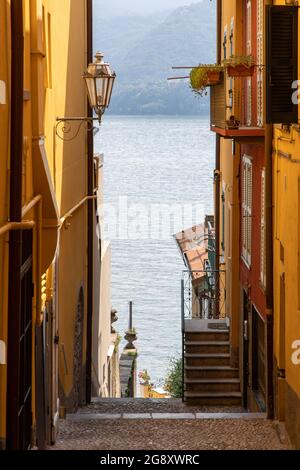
[210,72,265,140]
[181,269,226,321]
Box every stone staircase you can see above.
[184,326,242,406]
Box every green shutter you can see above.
[266,6,298,124]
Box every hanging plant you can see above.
[223,55,256,77]
[190,65,223,97]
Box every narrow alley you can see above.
[1,0,300,456]
[52,399,289,451]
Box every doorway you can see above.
[252,306,266,411]
[242,289,249,408]
[73,287,85,410]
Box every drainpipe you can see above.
[214,0,222,315]
[86,0,94,404]
[265,0,273,420]
[6,0,24,449]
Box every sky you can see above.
[96,0,204,17]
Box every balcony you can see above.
[210,75,265,142]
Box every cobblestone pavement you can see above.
[51,399,290,451]
[78,398,244,414]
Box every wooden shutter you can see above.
[266,6,298,124]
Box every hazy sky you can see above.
[97,0,204,17]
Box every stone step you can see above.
[185,353,231,367]
[185,341,230,354]
[184,378,241,393]
[184,391,242,406]
[185,366,239,379]
[185,331,229,342]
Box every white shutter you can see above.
[242,155,252,267]
[248,162,252,265]
[257,0,264,127]
[246,1,252,126]
[260,169,266,287]
[242,160,247,259]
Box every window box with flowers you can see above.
[190,65,224,97]
[223,55,256,77]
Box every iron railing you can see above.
[181,268,226,401]
[181,269,226,321]
[210,69,265,131]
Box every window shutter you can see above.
[257,0,264,127]
[248,162,252,265]
[260,169,266,287]
[242,156,252,267]
[266,6,298,124]
[246,1,252,126]
[242,160,247,258]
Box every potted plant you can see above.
[138,369,151,385]
[226,115,241,130]
[223,55,256,77]
[190,64,223,96]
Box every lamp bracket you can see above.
[55,117,100,142]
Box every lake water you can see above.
[94,115,215,388]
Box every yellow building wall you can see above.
[94,240,113,397]
[272,0,300,446]
[219,0,242,365]
[273,125,300,401]
[0,0,102,444]
[41,0,89,410]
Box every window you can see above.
[260,169,266,288]
[221,190,225,253]
[257,0,263,127]
[266,6,298,124]
[230,17,234,56]
[242,155,252,267]
[223,26,227,60]
[246,1,252,53]
[246,1,252,126]
[42,8,52,89]
[47,13,52,89]
[229,19,234,109]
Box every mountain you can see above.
[93,1,216,115]
[93,0,204,17]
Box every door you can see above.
[19,230,33,449]
[73,288,85,410]
[47,260,60,444]
[243,290,249,408]
[279,273,286,371]
[252,307,266,411]
[45,296,60,444]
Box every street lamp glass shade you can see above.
[84,52,116,119]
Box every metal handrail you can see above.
[181,278,185,402]
[181,269,226,321]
